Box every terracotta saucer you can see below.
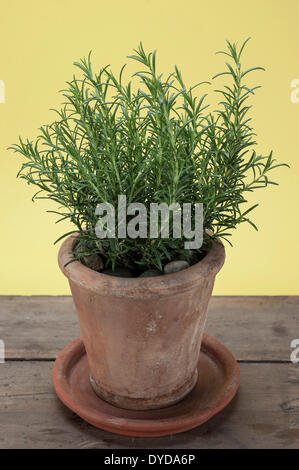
[52,334,240,437]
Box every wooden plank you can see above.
[206,296,298,362]
[0,296,297,361]
[0,296,79,360]
[0,361,297,449]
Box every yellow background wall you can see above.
[0,0,298,295]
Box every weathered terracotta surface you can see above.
[52,334,239,436]
[58,235,225,410]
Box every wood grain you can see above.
[0,361,298,449]
[0,295,297,361]
[0,296,298,449]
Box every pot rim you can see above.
[58,233,225,297]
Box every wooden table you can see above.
[0,296,298,449]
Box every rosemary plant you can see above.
[11,39,287,272]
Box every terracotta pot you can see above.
[58,235,225,410]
